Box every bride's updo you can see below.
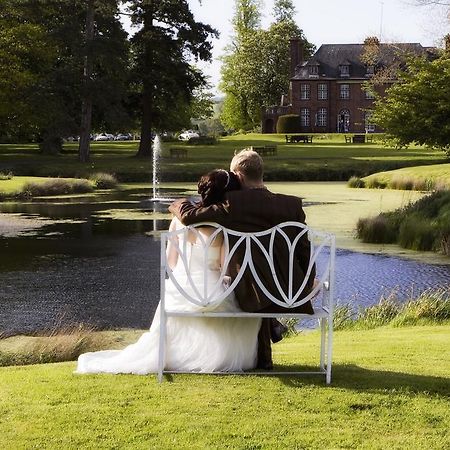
[197,169,240,206]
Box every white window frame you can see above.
[318,83,328,100]
[300,84,311,100]
[340,84,350,99]
[339,65,350,77]
[365,88,375,100]
[317,108,327,127]
[300,108,310,127]
[364,111,375,132]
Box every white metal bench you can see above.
[158,221,336,383]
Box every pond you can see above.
[0,187,449,335]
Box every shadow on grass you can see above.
[276,363,450,396]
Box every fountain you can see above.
[150,134,174,203]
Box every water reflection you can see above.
[0,189,449,335]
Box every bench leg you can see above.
[320,317,326,370]
[157,307,167,383]
[326,315,333,384]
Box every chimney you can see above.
[290,38,304,78]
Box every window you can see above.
[317,108,327,127]
[340,84,350,99]
[364,111,375,132]
[339,64,350,77]
[366,65,375,77]
[318,83,328,100]
[300,108,310,127]
[300,84,310,100]
[309,64,319,77]
[365,88,375,99]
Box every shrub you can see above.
[365,177,387,189]
[356,215,397,243]
[21,178,93,197]
[276,114,301,133]
[187,136,217,145]
[398,215,438,251]
[89,172,118,189]
[347,176,365,188]
[0,171,13,180]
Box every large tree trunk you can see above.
[136,87,153,158]
[78,0,95,163]
[135,2,154,158]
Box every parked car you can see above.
[94,133,114,141]
[178,130,199,141]
[114,133,132,141]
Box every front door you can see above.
[337,109,350,133]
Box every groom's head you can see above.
[230,148,264,187]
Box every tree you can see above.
[126,0,217,158]
[372,53,450,155]
[273,0,296,23]
[219,0,314,131]
[0,1,129,155]
[78,0,130,162]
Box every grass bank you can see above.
[1,134,447,182]
[357,190,450,255]
[0,325,448,448]
[0,173,118,199]
[348,163,450,191]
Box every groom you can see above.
[169,148,315,369]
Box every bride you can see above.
[76,170,261,375]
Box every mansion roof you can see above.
[292,43,436,80]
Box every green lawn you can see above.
[1,134,447,182]
[1,325,448,449]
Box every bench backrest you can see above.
[160,221,335,311]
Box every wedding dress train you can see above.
[76,226,261,375]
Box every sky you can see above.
[122,1,449,94]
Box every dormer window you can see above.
[365,65,375,77]
[339,64,350,77]
[308,63,319,77]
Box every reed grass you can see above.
[356,191,450,254]
[334,288,450,330]
[21,178,93,197]
[0,323,108,367]
[89,172,118,189]
[347,176,365,188]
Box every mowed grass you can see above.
[0,326,449,449]
[0,134,447,182]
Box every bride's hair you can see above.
[197,169,240,206]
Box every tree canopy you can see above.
[220,0,314,131]
[372,53,450,155]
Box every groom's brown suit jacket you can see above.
[169,188,315,315]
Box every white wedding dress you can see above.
[76,224,261,375]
